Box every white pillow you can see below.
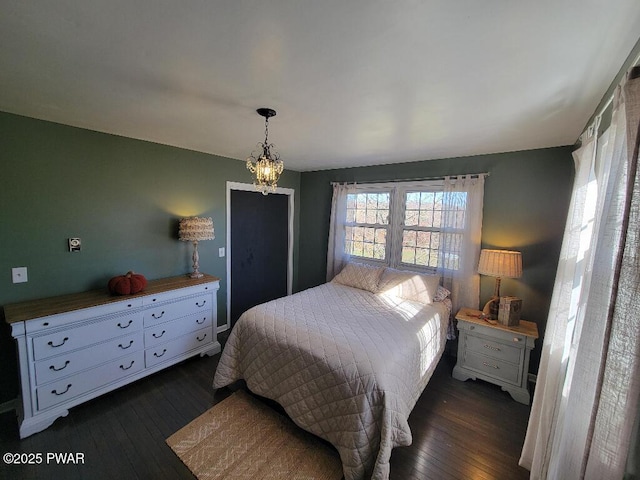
[332,262,385,293]
[377,268,440,304]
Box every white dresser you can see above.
[5,274,220,438]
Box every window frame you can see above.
[344,186,393,266]
[344,180,454,273]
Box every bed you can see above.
[213,263,451,480]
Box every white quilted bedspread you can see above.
[213,282,449,480]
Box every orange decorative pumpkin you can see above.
[108,271,147,295]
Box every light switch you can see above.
[12,267,28,283]
[219,247,225,258]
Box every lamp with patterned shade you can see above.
[477,249,522,319]
[179,217,215,278]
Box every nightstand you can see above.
[452,307,539,405]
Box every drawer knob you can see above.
[483,344,501,352]
[513,337,521,342]
[52,384,72,396]
[49,360,70,372]
[196,317,206,325]
[152,311,165,319]
[120,360,135,371]
[47,337,69,348]
[196,300,207,308]
[154,349,167,358]
[197,333,207,342]
[152,330,166,339]
[482,362,500,369]
[118,340,134,350]
[117,320,133,329]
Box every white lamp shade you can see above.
[478,249,522,278]
[179,217,215,242]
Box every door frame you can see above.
[224,181,295,332]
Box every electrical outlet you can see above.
[12,267,28,283]
[219,247,225,258]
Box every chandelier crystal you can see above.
[246,108,284,195]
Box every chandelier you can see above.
[246,108,284,195]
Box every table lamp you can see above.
[179,217,215,278]
[477,249,522,319]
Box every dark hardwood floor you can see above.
[0,345,531,480]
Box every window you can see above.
[402,191,442,268]
[345,191,390,261]
[343,181,469,272]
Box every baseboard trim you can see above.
[0,398,18,414]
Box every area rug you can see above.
[166,390,343,480]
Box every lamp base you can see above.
[189,240,204,279]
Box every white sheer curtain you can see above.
[520,68,640,480]
[326,182,354,281]
[437,174,485,316]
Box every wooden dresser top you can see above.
[4,274,219,324]
[455,307,539,339]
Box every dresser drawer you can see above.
[465,334,522,364]
[26,298,143,333]
[145,327,213,368]
[143,283,216,306]
[465,322,527,344]
[34,331,144,385]
[143,294,212,327]
[36,351,144,411]
[462,351,521,385]
[32,312,143,361]
[144,311,212,347]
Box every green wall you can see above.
[0,111,301,402]
[298,147,575,374]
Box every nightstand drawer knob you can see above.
[484,344,501,352]
[483,362,499,369]
[513,337,521,342]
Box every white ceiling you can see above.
[1,1,639,172]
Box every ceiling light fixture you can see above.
[246,108,284,195]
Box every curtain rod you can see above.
[582,50,640,139]
[330,172,490,186]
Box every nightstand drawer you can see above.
[466,323,527,345]
[466,335,522,364]
[463,351,521,385]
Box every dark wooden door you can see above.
[230,189,289,324]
